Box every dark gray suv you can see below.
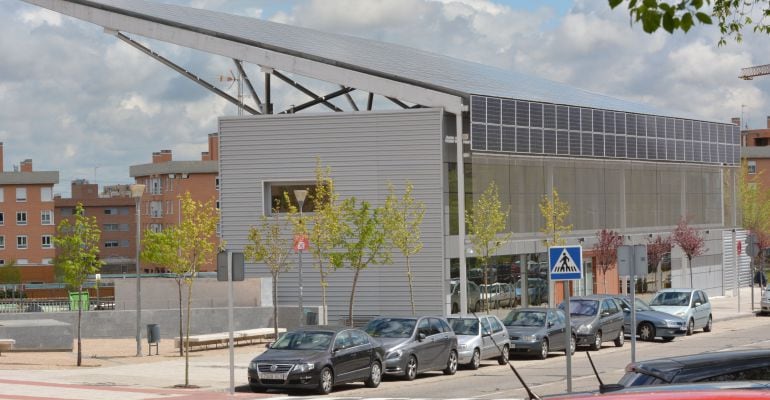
[559,295,625,351]
[363,316,458,380]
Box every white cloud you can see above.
[119,94,161,116]
[18,8,61,27]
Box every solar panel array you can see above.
[470,95,740,165]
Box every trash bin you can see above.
[146,324,160,355]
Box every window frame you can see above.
[16,235,27,250]
[16,211,27,226]
[41,210,53,225]
[41,235,52,249]
[15,187,26,202]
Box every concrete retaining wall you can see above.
[0,319,73,351]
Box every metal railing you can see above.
[0,298,115,313]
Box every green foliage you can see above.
[245,214,292,337]
[53,202,103,367]
[382,181,425,315]
[467,181,511,312]
[0,260,20,284]
[739,161,770,235]
[539,188,573,247]
[337,198,390,325]
[608,0,757,45]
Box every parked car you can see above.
[559,296,625,351]
[760,286,770,315]
[513,278,549,306]
[480,283,515,308]
[247,326,384,394]
[363,316,458,381]
[649,288,712,335]
[447,315,510,369]
[606,295,687,341]
[617,349,770,387]
[469,266,496,285]
[501,307,575,359]
[450,279,481,313]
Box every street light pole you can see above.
[130,184,146,357]
[294,189,308,326]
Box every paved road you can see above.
[0,287,766,399]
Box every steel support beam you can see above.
[280,87,354,114]
[271,70,342,112]
[264,71,272,114]
[112,32,260,115]
[233,59,262,109]
[386,96,410,109]
[367,93,374,111]
[341,85,359,111]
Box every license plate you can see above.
[260,372,286,380]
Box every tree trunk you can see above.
[272,272,278,340]
[184,282,193,387]
[483,259,489,313]
[77,287,82,367]
[688,256,693,288]
[318,261,328,323]
[348,268,361,326]
[602,267,608,294]
[406,255,415,316]
[177,280,183,357]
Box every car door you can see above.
[331,330,357,382]
[430,318,453,368]
[693,291,709,328]
[488,316,509,357]
[478,317,495,358]
[414,318,440,370]
[546,310,566,350]
[346,329,375,379]
[600,299,623,339]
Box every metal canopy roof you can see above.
[25,0,682,118]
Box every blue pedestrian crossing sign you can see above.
[549,246,583,281]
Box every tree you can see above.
[672,217,707,288]
[382,181,425,316]
[53,203,103,367]
[592,229,624,294]
[337,198,390,325]
[539,188,573,247]
[647,235,673,291]
[244,214,292,339]
[608,0,760,45]
[737,161,770,285]
[140,192,218,387]
[467,181,511,312]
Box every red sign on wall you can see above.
[293,234,309,252]
[738,240,742,256]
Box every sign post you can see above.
[618,244,647,364]
[294,234,309,326]
[549,245,583,393]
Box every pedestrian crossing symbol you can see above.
[549,246,583,281]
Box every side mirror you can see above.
[265,342,273,349]
[693,301,702,308]
[418,332,427,341]
[482,329,491,337]
[547,321,554,328]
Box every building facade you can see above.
[54,180,138,275]
[129,133,220,272]
[741,116,770,190]
[0,144,59,283]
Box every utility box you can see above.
[68,291,89,311]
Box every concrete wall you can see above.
[0,306,319,339]
[112,277,262,310]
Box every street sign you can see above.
[294,234,309,252]
[217,251,245,282]
[548,246,583,281]
[618,245,647,277]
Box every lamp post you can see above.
[130,183,146,357]
[294,189,308,326]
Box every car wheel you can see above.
[661,336,675,342]
[538,339,549,360]
[249,384,265,393]
[703,315,713,332]
[614,327,625,347]
[639,322,655,341]
[686,318,694,336]
[565,335,576,355]
[590,331,602,351]
[364,361,382,388]
[405,355,417,381]
[469,348,480,370]
[317,367,334,395]
[498,345,509,365]
[443,350,458,375]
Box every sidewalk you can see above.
[708,285,765,322]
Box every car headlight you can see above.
[249,361,257,370]
[577,324,592,334]
[458,343,468,350]
[675,311,686,317]
[292,363,315,373]
[521,335,537,342]
[386,349,403,360]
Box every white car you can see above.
[761,287,770,315]
[649,288,713,335]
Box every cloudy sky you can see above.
[2,0,770,196]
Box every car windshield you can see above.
[448,318,479,335]
[564,299,599,316]
[502,311,546,327]
[270,331,334,351]
[650,291,691,306]
[364,318,416,338]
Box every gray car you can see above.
[447,315,510,369]
[502,307,575,359]
[559,296,625,351]
[363,316,458,381]
[649,288,713,335]
[609,295,686,341]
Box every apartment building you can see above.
[54,180,137,275]
[0,144,59,283]
[741,116,770,189]
[129,133,219,272]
